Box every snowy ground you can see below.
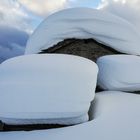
[0,91,140,140]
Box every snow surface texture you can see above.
[25,8,140,55]
[0,54,98,125]
[97,55,140,92]
[1,91,140,140]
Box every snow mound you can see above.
[25,8,140,55]
[97,55,140,92]
[1,91,140,140]
[0,54,98,125]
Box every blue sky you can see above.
[68,0,101,8]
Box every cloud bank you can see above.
[0,0,32,32]
[0,0,31,63]
[99,0,140,33]
[19,0,68,17]
[0,25,29,63]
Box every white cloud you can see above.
[0,1,31,63]
[19,0,68,17]
[0,0,44,33]
[99,0,140,32]
[0,0,34,33]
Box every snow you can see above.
[25,8,140,55]
[1,91,140,140]
[0,54,98,125]
[97,55,140,91]
[1,7,140,139]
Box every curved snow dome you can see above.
[25,8,140,55]
[0,54,98,125]
[97,55,140,92]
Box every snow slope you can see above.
[0,91,140,140]
[0,54,98,125]
[25,8,140,55]
[97,55,140,91]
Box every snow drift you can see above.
[25,8,140,55]
[1,91,140,140]
[97,55,140,92]
[0,54,98,125]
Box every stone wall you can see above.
[40,39,121,62]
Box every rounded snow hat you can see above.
[0,54,98,125]
[97,55,140,92]
[25,8,140,55]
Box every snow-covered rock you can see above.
[1,91,140,140]
[97,55,140,92]
[25,8,140,55]
[0,54,98,125]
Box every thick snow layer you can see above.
[97,55,140,91]
[1,91,140,140]
[25,8,140,55]
[0,54,98,125]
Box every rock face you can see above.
[39,39,120,62]
[0,121,4,131]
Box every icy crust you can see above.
[97,55,140,91]
[1,91,140,140]
[0,54,98,124]
[0,114,88,125]
[25,8,140,55]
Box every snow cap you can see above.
[97,55,140,92]
[0,54,98,124]
[25,8,140,55]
